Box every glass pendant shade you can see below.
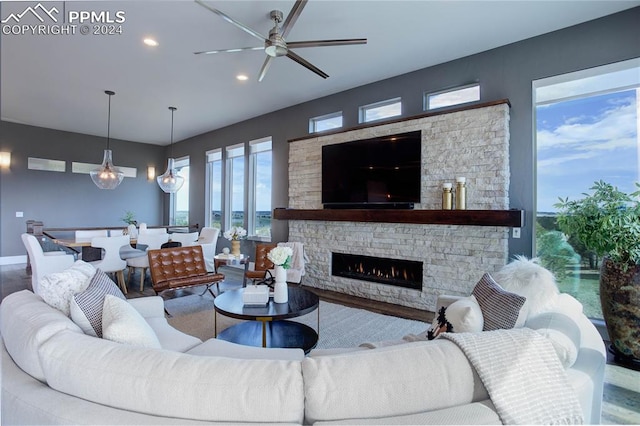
[90,149,125,189]
[92,90,124,190]
[157,157,185,193]
[157,106,184,193]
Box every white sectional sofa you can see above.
[1,285,606,425]
[0,256,605,425]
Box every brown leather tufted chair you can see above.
[147,245,224,298]
[244,243,277,286]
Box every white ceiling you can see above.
[2,0,638,145]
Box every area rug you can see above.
[167,299,428,350]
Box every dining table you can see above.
[50,236,143,260]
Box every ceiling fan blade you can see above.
[194,46,264,55]
[287,38,368,49]
[286,50,329,79]
[281,0,307,39]
[258,56,274,82]
[194,0,266,43]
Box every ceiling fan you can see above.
[194,0,367,82]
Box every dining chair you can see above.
[244,243,277,286]
[196,227,219,272]
[138,223,167,235]
[169,232,199,247]
[21,233,75,294]
[89,235,130,294]
[126,233,170,292]
[75,229,108,261]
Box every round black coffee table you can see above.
[214,286,319,353]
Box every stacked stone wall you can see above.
[287,104,510,310]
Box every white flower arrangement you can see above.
[268,246,293,269]
[223,226,247,241]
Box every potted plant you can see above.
[267,246,293,304]
[554,180,640,362]
[223,226,247,257]
[119,211,137,236]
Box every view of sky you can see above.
[536,88,639,213]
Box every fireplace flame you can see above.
[331,252,422,290]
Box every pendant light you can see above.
[157,106,185,193]
[90,90,124,189]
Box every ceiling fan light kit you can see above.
[90,90,125,190]
[194,0,366,81]
[157,106,185,193]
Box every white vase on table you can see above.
[273,265,288,303]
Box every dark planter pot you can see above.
[600,257,640,361]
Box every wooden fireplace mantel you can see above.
[273,208,524,227]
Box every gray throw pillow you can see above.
[69,269,126,337]
[472,273,526,331]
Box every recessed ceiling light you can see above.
[143,38,158,47]
[236,74,249,81]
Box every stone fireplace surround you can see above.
[284,100,511,311]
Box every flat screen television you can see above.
[322,131,421,209]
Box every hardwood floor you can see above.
[1,262,638,424]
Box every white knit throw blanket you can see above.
[442,328,584,425]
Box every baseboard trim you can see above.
[0,255,27,266]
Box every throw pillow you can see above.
[37,260,97,316]
[427,295,484,339]
[69,269,126,337]
[102,295,161,349]
[493,255,559,326]
[472,273,526,331]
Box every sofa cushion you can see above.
[303,339,488,424]
[102,295,162,349]
[472,273,526,331]
[525,312,581,368]
[493,256,559,326]
[37,260,96,316]
[186,338,305,360]
[0,290,82,382]
[69,269,126,337]
[427,295,483,339]
[38,330,305,423]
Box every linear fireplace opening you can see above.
[331,252,423,290]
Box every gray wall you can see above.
[2,7,639,259]
[0,121,167,256]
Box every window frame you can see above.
[309,111,343,133]
[248,137,273,240]
[424,83,480,111]
[359,97,402,123]
[224,143,245,232]
[205,148,223,230]
[169,156,190,226]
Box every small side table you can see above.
[214,254,250,286]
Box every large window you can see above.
[248,138,272,239]
[206,149,222,229]
[534,58,640,319]
[226,144,245,229]
[170,156,190,226]
[359,98,401,123]
[207,139,273,239]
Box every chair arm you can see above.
[128,296,165,319]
